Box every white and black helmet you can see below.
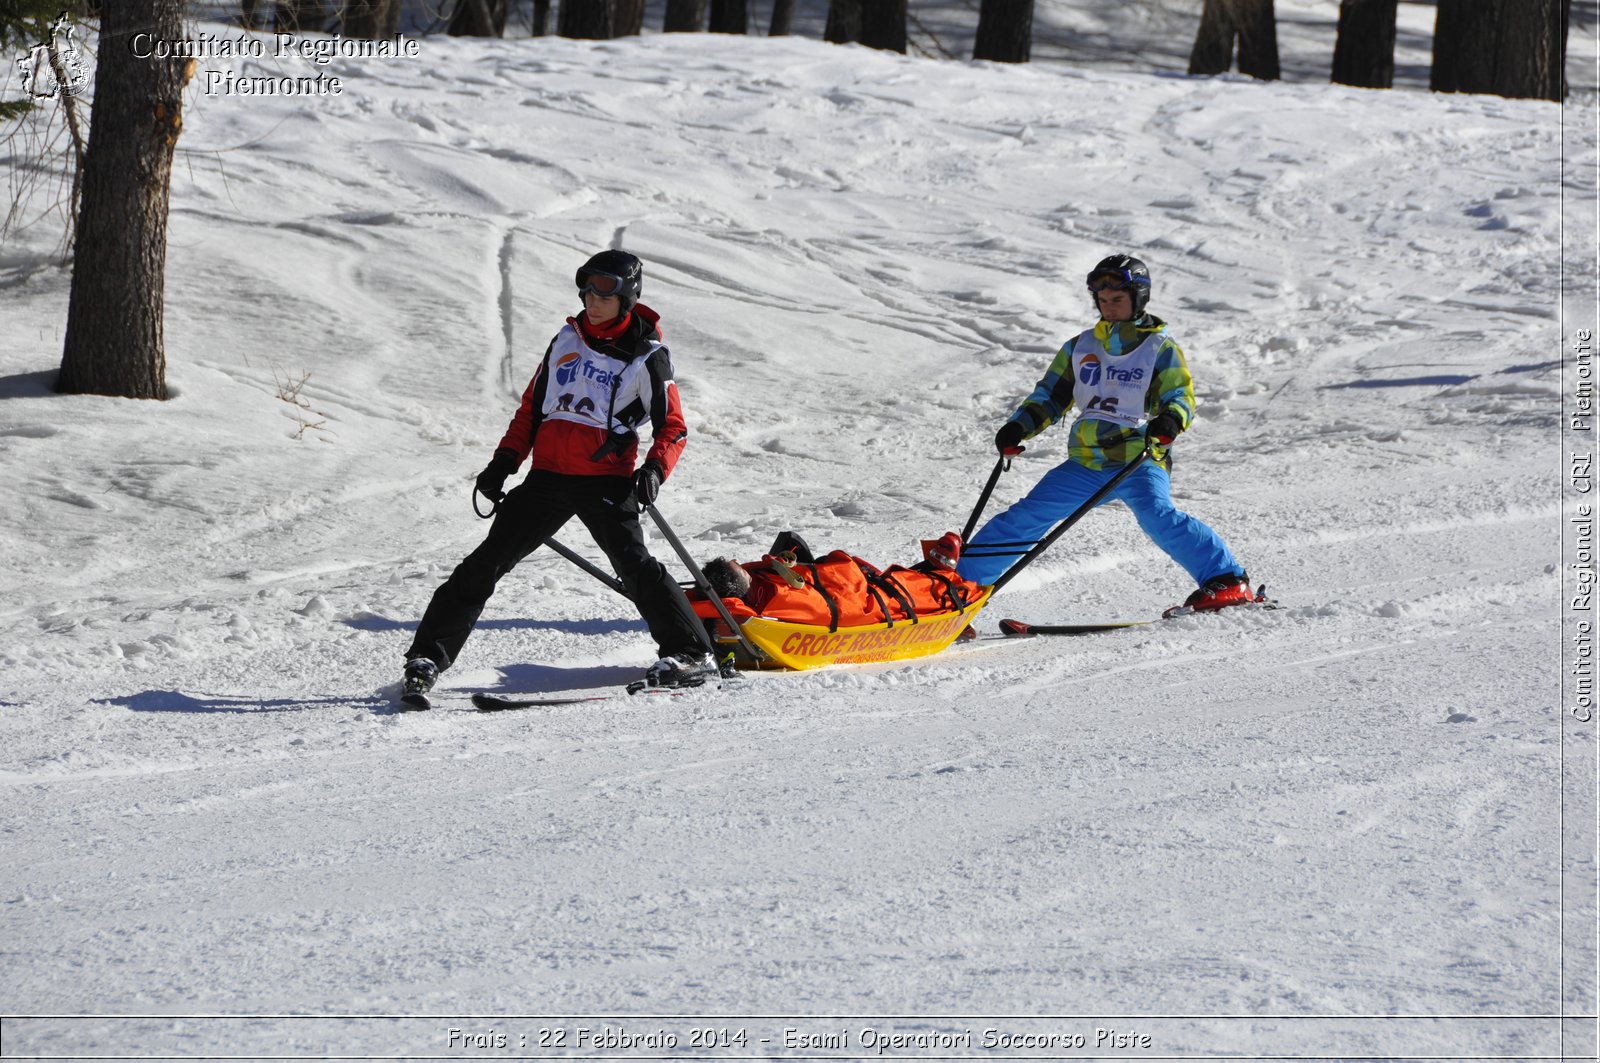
[1086,253,1152,316]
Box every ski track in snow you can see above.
[0,16,1589,1061]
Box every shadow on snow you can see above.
[100,691,391,714]
[343,614,643,636]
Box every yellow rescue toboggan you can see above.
[695,585,992,671]
[639,508,989,671]
[638,447,1154,672]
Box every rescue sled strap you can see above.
[921,568,968,613]
[859,573,896,628]
[863,565,919,625]
[805,562,841,633]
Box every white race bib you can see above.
[1070,331,1160,429]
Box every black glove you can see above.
[994,421,1025,454]
[633,461,664,508]
[475,448,520,503]
[1146,411,1182,447]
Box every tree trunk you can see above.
[58,0,186,400]
[708,0,745,33]
[1433,0,1562,100]
[1491,0,1564,100]
[662,0,703,31]
[347,0,403,37]
[1235,0,1280,80]
[1331,0,1396,88]
[824,0,860,43]
[560,0,613,37]
[1453,0,1503,94]
[858,0,903,51]
[1189,0,1278,79]
[973,0,1032,62]
[1188,0,1235,75]
[1430,0,1465,91]
[768,0,794,35]
[274,0,327,31]
[445,0,508,36]
[533,0,550,34]
[615,0,645,33]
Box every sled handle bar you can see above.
[645,504,766,664]
[987,447,1152,595]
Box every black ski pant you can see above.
[406,471,710,670]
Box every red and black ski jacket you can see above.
[497,304,688,479]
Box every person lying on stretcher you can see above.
[693,531,984,630]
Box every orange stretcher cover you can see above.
[689,551,991,670]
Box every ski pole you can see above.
[961,451,1015,544]
[643,503,766,663]
[988,447,1152,595]
[475,484,631,598]
[544,538,630,598]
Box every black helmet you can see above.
[1086,253,1152,316]
[576,250,643,314]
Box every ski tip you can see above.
[398,692,432,711]
[998,618,1034,637]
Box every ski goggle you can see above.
[577,271,626,298]
[1087,270,1137,292]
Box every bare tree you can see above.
[708,0,745,33]
[973,0,1032,62]
[663,0,703,31]
[824,0,859,43]
[443,0,508,36]
[859,0,904,51]
[1432,0,1565,100]
[1189,0,1233,74]
[615,0,645,33]
[58,0,188,400]
[1188,0,1280,80]
[1331,0,1397,88]
[768,0,794,35]
[1430,0,1467,91]
[274,0,328,31]
[560,0,613,37]
[346,0,403,36]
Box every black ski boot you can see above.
[400,657,439,710]
[637,650,718,691]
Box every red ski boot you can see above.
[1164,573,1261,618]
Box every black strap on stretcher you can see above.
[804,562,841,633]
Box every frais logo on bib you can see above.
[1080,353,1145,387]
[554,352,582,386]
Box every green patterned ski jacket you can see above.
[1004,314,1196,470]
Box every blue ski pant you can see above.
[956,459,1241,588]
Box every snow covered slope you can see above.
[1,27,1592,1060]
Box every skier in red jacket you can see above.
[402,250,716,700]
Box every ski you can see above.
[1001,586,1279,637]
[999,618,1152,637]
[474,687,694,711]
[473,692,615,711]
[399,692,433,711]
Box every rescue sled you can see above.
[687,550,992,671]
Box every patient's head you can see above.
[704,557,753,600]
